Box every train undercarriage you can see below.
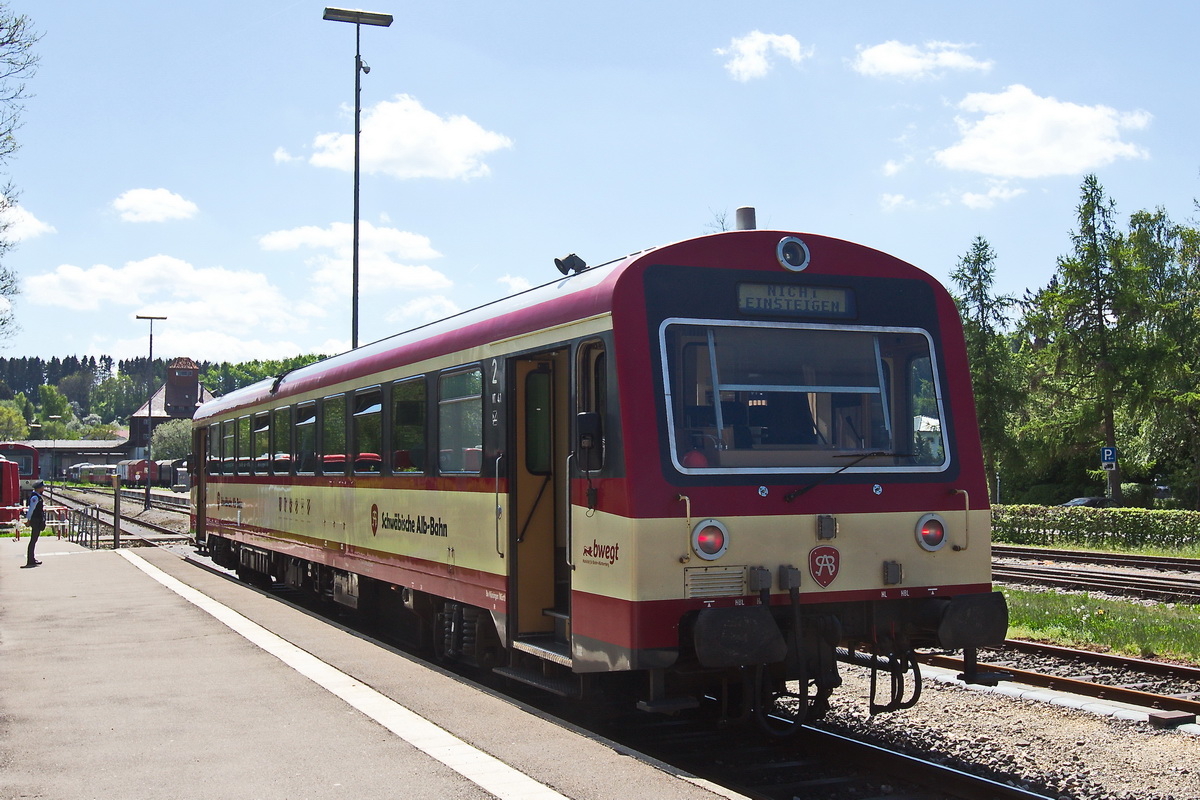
[206,534,1006,736]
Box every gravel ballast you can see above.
[820,664,1200,800]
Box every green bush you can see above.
[992,504,1200,551]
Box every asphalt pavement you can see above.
[0,538,745,800]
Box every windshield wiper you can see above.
[783,451,907,503]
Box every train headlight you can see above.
[776,236,811,272]
[915,513,947,551]
[692,519,729,560]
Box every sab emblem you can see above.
[370,504,379,536]
[809,545,840,588]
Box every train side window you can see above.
[252,413,271,474]
[353,388,383,474]
[207,424,220,476]
[271,406,292,474]
[236,416,252,474]
[221,420,235,475]
[392,377,426,473]
[322,394,348,475]
[438,368,482,473]
[295,402,317,474]
[576,340,607,471]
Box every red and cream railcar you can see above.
[0,442,39,500]
[117,458,157,488]
[192,228,1006,727]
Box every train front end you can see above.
[571,229,1007,724]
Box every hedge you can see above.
[992,504,1200,550]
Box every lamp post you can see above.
[47,414,61,481]
[136,314,166,510]
[322,6,393,350]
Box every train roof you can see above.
[195,229,940,422]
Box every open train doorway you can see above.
[510,350,571,662]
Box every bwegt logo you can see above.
[582,539,620,565]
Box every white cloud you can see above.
[105,330,315,363]
[384,295,460,327]
[716,31,812,82]
[498,274,532,294]
[0,201,55,240]
[853,40,993,80]
[112,188,199,223]
[25,256,313,362]
[25,255,297,327]
[273,146,299,164]
[880,193,915,212]
[883,156,913,177]
[935,85,1151,178]
[311,94,513,180]
[260,220,451,297]
[960,182,1027,209]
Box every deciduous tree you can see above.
[0,6,41,339]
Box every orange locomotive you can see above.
[192,226,1007,731]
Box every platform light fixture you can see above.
[322,6,393,350]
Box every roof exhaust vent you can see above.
[735,206,757,231]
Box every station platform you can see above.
[1,541,745,800]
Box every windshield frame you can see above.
[658,317,950,476]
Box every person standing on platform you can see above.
[21,480,45,568]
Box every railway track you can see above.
[50,487,191,547]
[922,639,1200,726]
[993,544,1200,573]
[992,545,1200,602]
[593,710,1056,800]
[60,484,190,514]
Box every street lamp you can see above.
[136,314,167,510]
[322,6,393,350]
[47,414,61,481]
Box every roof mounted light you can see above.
[777,236,810,272]
[555,253,588,275]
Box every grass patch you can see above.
[1005,586,1200,665]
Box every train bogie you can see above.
[193,225,1007,728]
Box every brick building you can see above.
[129,357,215,451]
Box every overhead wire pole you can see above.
[322,7,393,350]
[136,314,166,510]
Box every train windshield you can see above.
[661,320,948,473]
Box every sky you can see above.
[3,1,1198,366]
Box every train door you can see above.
[510,349,571,658]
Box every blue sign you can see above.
[1100,447,1117,464]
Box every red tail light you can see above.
[915,513,947,551]
[692,519,729,560]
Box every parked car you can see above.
[1058,496,1114,508]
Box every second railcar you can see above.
[193,227,1007,728]
[0,442,39,500]
[81,464,118,484]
